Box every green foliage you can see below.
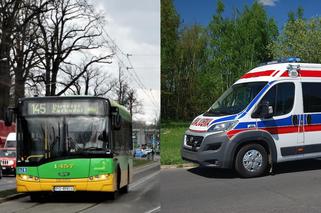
[207,2,278,90]
[174,25,208,119]
[161,0,278,121]
[270,9,321,63]
[161,122,189,165]
[133,159,154,167]
[161,0,180,120]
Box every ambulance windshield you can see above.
[204,82,267,116]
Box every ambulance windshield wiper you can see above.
[205,109,230,116]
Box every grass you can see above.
[133,158,154,167]
[161,122,189,165]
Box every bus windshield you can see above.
[19,116,109,163]
[204,82,267,116]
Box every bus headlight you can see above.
[88,174,110,181]
[7,160,14,166]
[208,121,238,132]
[18,174,40,182]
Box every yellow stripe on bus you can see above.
[16,174,117,192]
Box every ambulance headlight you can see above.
[208,121,238,132]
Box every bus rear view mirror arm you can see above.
[4,107,16,127]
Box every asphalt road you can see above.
[0,176,16,191]
[161,159,321,213]
[0,163,160,213]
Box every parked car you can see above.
[142,148,153,155]
[0,148,16,175]
[4,132,16,148]
[134,148,146,158]
[0,121,16,148]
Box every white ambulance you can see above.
[181,57,321,177]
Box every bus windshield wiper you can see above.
[83,147,104,151]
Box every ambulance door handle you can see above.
[292,115,298,126]
[307,114,312,125]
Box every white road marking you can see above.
[144,206,161,213]
[130,171,159,189]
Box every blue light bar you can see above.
[258,57,302,67]
[278,57,301,63]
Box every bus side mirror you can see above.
[4,109,13,126]
[98,131,108,142]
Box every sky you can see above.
[91,0,160,124]
[174,0,321,30]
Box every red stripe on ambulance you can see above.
[241,70,275,79]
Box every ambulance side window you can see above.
[302,83,321,112]
[256,82,295,117]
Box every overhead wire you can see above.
[83,0,159,110]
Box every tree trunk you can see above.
[50,60,60,96]
[45,56,51,96]
[0,60,11,119]
[14,68,25,105]
[0,34,12,119]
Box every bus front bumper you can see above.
[16,174,117,193]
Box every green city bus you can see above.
[5,96,133,201]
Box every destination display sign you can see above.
[26,100,105,115]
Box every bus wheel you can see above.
[30,192,45,202]
[235,144,268,178]
[120,167,129,194]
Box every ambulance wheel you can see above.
[235,144,268,178]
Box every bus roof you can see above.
[19,96,132,122]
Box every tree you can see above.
[161,0,180,120]
[34,0,112,96]
[207,1,278,90]
[0,0,51,118]
[160,0,278,121]
[126,88,142,116]
[112,66,141,116]
[204,1,277,115]
[11,0,47,104]
[60,63,115,96]
[175,25,207,119]
[270,8,321,63]
[0,0,21,118]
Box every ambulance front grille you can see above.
[186,135,204,149]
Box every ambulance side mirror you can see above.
[261,103,274,119]
[252,101,273,119]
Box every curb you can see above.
[0,192,27,204]
[133,161,160,175]
[160,163,197,169]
